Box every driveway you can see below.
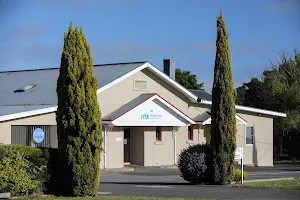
[98,164,300,199]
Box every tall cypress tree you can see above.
[56,23,102,196]
[210,10,236,185]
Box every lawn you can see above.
[20,196,209,200]
[234,178,300,190]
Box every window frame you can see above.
[245,126,254,145]
[156,126,162,141]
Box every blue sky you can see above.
[0,0,299,92]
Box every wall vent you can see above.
[134,80,147,91]
[14,84,36,92]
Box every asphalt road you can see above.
[98,163,300,199]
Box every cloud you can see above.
[1,25,51,42]
[230,43,267,55]
[171,42,266,56]
[21,43,61,63]
[266,0,300,13]
[91,41,164,62]
[0,43,61,71]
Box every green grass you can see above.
[19,196,209,200]
[234,178,300,190]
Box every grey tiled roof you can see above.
[103,93,156,120]
[0,62,146,106]
[193,110,211,122]
[189,89,212,101]
[0,105,52,117]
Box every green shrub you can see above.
[233,168,248,183]
[177,144,210,184]
[0,144,46,196]
[14,144,47,167]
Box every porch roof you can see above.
[102,93,195,127]
[194,110,248,125]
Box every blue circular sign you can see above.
[33,128,44,143]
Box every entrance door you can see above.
[124,128,131,163]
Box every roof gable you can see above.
[194,110,247,125]
[103,93,195,126]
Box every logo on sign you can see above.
[141,113,150,119]
[140,109,162,120]
[33,128,44,143]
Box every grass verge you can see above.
[233,178,300,190]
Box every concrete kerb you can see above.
[243,177,300,183]
[157,165,178,169]
[100,167,135,174]
[231,177,300,185]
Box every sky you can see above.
[0,0,299,92]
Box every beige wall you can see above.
[176,125,206,161]
[236,124,253,165]
[143,126,174,166]
[0,113,56,144]
[105,126,124,168]
[98,68,208,119]
[202,114,273,167]
[130,127,144,165]
[239,113,273,167]
[143,127,154,166]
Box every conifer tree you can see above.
[210,10,236,185]
[56,23,102,196]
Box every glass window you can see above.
[11,125,58,148]
[188,126,193,140]
[156,126,162,141]
[246,127,254,144]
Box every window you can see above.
[156,126,162,141]
[11,125,58,148]
[14,84,36,92]
[188,126,193,140]
[246,127,254,144]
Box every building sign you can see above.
[111,99,189,127]
[235,146,244,184]
[235,146,243,160]
[33,128,44,143]
[140,109,162,120]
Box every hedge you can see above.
[0,144,46,196]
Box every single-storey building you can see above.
[0,60,286,168]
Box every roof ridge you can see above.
[0,61,148,73]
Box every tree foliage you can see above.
[209,10,236,185]
[175,68,204,90]
[236,49,300,158]
[56,23,102,196]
